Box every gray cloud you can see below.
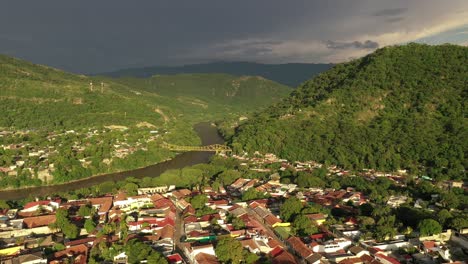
[385,16,405,23]
[0,0,466,72]
[325,40,379,50]
[373,7,407,17]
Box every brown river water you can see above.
[0,122,223,200]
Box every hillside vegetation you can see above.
[0,55,290,131]
[231,44,467,180]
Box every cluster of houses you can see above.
[0,127,163,183]
[0,147,466,263]
[1,169,465,264]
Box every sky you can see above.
[1,0,467,73]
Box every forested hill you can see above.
[0,55,291,130]
[230,44,467,180]
[98,61,333,87]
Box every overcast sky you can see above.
[1,0,467,73]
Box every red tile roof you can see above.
[194,253,219,264]
[375,253,400,264]
[271,248,298,264]
[88,196,113,214]
[23,215,56,228]
[24,200,55,210]
[306,213,326,220]
[51,244,88,264]
[287,236,314,259]
[264,214,282,226]
[167,253,183,263]
[270,246,284,257]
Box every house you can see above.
[375,253,401,264]
[50,244,89,264]
[310,238,352,253]
[23,215,56,228]
[4,251,47,264]
[287,236,314,260]
[167,253,184,264]
[194,252,219,264]
[186,243,217,263]
[306,213,327,226]
[344,217,358,227]
[138,185,175,194]
[348,246,369,258]
[20,200,60,215]
[171,189,192,200]
[270,246,298,264]
[230,178,251,190]
[113,252,128,264]
[387,195,408,208]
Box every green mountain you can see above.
[230,44,467,180]
[0,55,291,130]
[98,61,333,87]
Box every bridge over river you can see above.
[162,142,232,153]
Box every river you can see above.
[0,122,224,200]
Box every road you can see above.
[173,206,191,263]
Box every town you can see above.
[0,152,466,264]
[0,125,172,189]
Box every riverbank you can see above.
[0,122,224,200]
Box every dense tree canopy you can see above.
[231,44,468,180]
[418,219,443,236]
[215,236,244,264]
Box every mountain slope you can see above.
[98,61,333,87]
[231,44,467,180]
[114,74,291,112]
[0,55,291,130]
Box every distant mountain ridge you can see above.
[97,61,333,87]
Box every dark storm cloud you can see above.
[326,40,379,50]
[0,0,466,72]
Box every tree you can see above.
[448,217,468,231]
[440,191,459,209]
[358,216,375,228]
[123,182,139,196]
[359,203,374,217]
[124,239,167,264]
[78,203,93,217]
[232,217,246,230]
[437,209,452,226]
[418,219,442,236]
[62,222,79,239]
[280,197,303,222]
[330,181,341,190]
[243,250,260,264]
[215,237,244,264]
[293,215,318,236]
[84,218,96,233]
[218,170,242,186]
[0,200,10,209]
[54,208,79,239]
[190,195,208,210]
[147,252,168,264]
[296,173,325,188]
[242,188,267,201]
